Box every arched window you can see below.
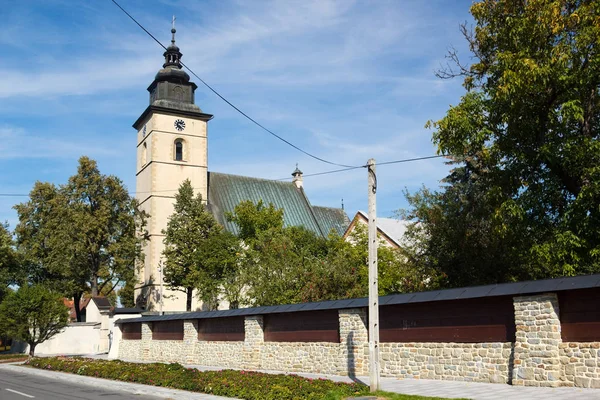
[174,139,184,161]
[142,142,147,165]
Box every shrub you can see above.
[27,357,368,399]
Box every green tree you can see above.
[118,280,137,308]
[225,200,284,242]
[162,180,226,311]
[14,157,147,321]
[0,285,69,357]
[412,0,600,284]
[0,223,19,302]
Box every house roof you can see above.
[91,296,112,310]
[118,273,600,324]
[344,211,409,247]
[312,206,350,236]
[207,172,348,237]
[113,307,144,315]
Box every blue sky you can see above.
[0,0,474,228]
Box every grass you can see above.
[0,354,28,363]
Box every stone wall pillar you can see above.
[183,320,198,364]
[339,308,368,376]
[141,322,152,361]
[513,294,562,387]
[243,315,264,369]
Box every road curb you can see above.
[0,363,238,400]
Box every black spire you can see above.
[163,16,182,68]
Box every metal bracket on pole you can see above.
[367,158,380,392]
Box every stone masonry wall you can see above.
[379,342,512,383]
[194,342,245,368]
[115,292,600,390]
[339,308,368,376]
[513,294,562,387]
[261,343,342,374]
[560,343,600,388]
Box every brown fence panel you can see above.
[122,323,142,340]
[152,320,184,340]
[198,317,245,341]
[560,288,600,341]
[264,310,340,343]
[379,297,515,343]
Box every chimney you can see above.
[291,164,303,189]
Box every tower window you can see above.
[142,142,147,165]
[174,139,184,161]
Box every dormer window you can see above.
[174,139,184,161]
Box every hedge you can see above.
[27,357,369,400]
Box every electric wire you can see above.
[109,0,357,169]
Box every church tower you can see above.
[133,24,212,312]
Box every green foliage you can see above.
[225,200,284,243]
[162,180,241,311]
[118,280,136,308]
[0,223,19,302]
[0,285,69,356]
[409,0,600,285]
[13,157,147,320]
[27,357,369,400]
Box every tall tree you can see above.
[0,223,18,302]
[225,200,284,243]
[162,180,226,311]
[0,285,69,357]
[14,157,147,321]
[410,0,600,284]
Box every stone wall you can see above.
[379,343,512,383]
[513,294,562,387]
[560,343,600,388]
[116,291,600,389]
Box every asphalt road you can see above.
[0,368,163,400]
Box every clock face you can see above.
[174,119,186,131]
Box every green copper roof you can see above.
[207,172,348,237]
[312,206,350,236]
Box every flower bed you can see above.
[27,357,369,400]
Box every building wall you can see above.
[117,292,600,389]
[135,111,209,313]
[23,323,102,355]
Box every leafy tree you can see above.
[14,157,147,321]
[225,200,284,242]
[162,180,225,311]
[409,0,600,284]
[0,223,18,302]
[0,285,69,357]
[118,280,137,308]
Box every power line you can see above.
[0,154,448,198]
[377,154,446,166]
[109,0,357,169]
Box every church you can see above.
[133,26,349,312]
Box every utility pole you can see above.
[367,158,380,392]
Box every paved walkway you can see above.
[6,356,600,399]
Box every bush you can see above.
[27,357,368,400]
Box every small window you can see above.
[142,142,147,165]
[174,139,184,161]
